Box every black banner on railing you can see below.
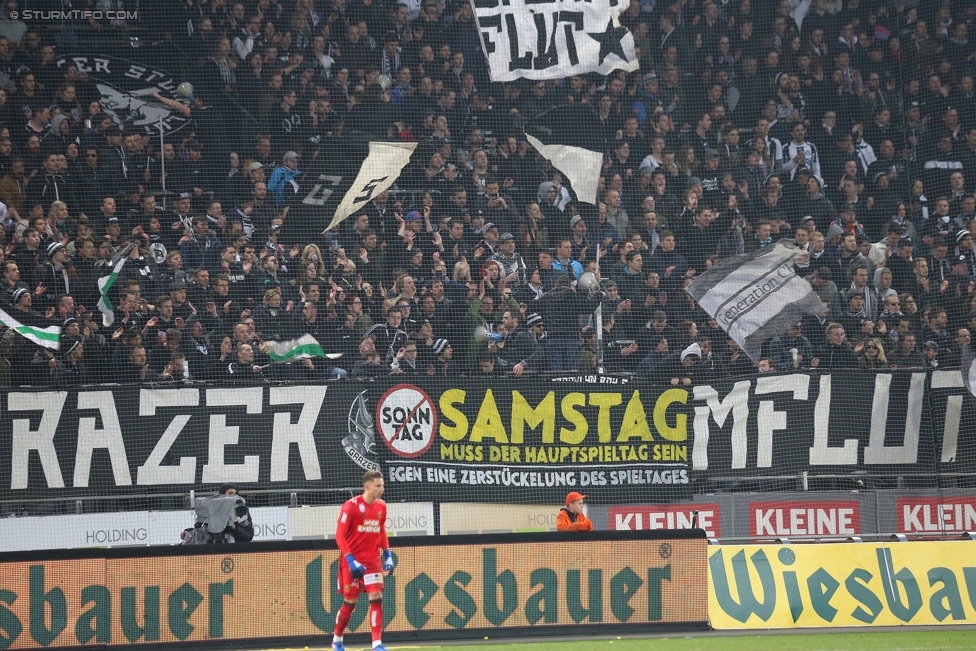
[687,369,973,476]
[0,385,364,500]
[0,379,692,503]
[0,371,973,503]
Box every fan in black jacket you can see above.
[496,320,546,375]
[363,310,410,361]
[647,233,692,293]
[649,342,703,385]
[32,242,71,310]
[817,323,862,369]
[25,156,73,212]
[675,206,739,272]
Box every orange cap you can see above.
[565,491,587,505]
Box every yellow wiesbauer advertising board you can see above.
[708,541,976,629]
[0,538,706,647]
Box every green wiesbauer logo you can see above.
[709,547,936,624]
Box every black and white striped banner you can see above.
[685,242,825,363]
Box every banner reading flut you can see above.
[472,0,638,82]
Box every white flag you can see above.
[324,141,418,233]
[97,242,136,327]
[473,0,638,82]
[0,307,60,350]
[685,241,826,363]
[525,103,605,205]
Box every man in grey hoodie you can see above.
[809,267,843,319]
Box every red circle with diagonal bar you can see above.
[375,384,438,458]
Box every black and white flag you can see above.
[525,103,605,205]
[473,0,638,82]
[685,242,825,363]
[313,141,418,233]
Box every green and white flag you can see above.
[97,242,136,327]
[264,334,340,363]
[0,307,60,350]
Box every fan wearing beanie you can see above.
[556,491,594,532]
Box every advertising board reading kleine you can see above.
[609,504,721,538]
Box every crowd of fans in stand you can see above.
[1,0,976,386]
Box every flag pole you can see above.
[159,115,166,207]
[594,241,604,374]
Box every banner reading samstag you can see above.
[370,381,692,502]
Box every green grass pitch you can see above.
[251,629,976,651]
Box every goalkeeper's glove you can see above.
[345,554,366,579]
[383,549,395,575]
